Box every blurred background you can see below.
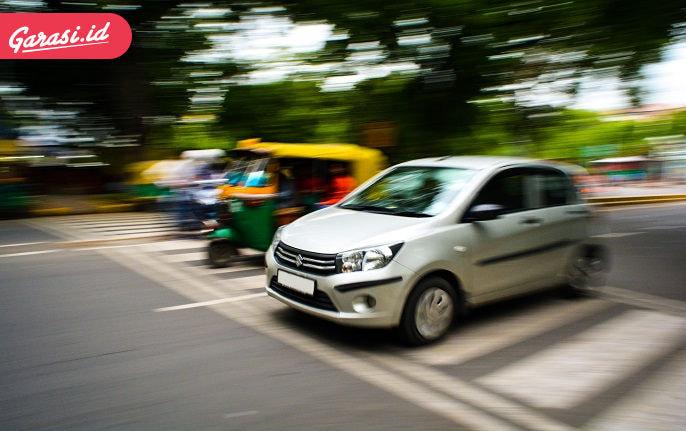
[1,0,685,207]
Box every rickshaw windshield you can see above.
[224,158,252,186]
[241,158,271,187]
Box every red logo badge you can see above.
[0,13,132,59]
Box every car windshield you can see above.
[340,166,475,217]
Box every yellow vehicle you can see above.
[208,139,387,267]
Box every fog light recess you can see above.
[352,295,376,313]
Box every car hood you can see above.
[280,207,428,254]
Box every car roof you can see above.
[396,155,565,172]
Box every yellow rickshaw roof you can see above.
[235,139,384,161]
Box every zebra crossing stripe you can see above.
[408,298,610,366]
[478,310,686,409]
[162,251,207,263]
[141,239,206,252]
[583,349,686,431]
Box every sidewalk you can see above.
[28,194,137,217]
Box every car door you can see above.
[462,167,551,303]
[526,167,590,284]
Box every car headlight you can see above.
[338,243,403,273]
[271,226,284,248]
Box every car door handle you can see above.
[520,217,543,225]
[566,210,589,215]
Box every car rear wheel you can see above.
[397,277,457,345]
[208,239,237,268]
[563,244,607,296]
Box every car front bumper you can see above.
[265,246,414,328]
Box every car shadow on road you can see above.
[269,287,584,352]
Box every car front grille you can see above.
[269,276,337,311]
[274,241,337,276]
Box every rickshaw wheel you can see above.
[208,239,237,268]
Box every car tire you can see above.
[396,276,458,346]
[562,244,608,297]
[208,239,236,268]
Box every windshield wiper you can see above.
[390,210,432,218]
[341,204,431,217]
[340,204,395,214]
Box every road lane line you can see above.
[0,241,47,248]
[478,310,686,409]
[592,232,642,238]
[0,249,58,258]
[224,410,259,419]
[408,298,610,366]
[154,293,267,312]
[73,244,140,251]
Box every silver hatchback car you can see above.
[265,156,604,345]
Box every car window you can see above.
[532,168,578,207]
[470,168,529,214]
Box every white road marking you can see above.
[162,251,207,263]
[0,249,58,258]
[592,232,642,238]
[408,298,611,366]
[478,310,686,409]
[203,266,265,276]
[140,239,206,252]
[0,241,47,248]
[584,350,686,431]
[154,293,267,312]
[224,410,259,419]
[73,244,140,251]
[373,353,575,431]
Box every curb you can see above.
[586,194,686,207]
[28,202,139,217]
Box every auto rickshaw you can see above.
[206,139,387,267]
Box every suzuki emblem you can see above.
[295,254,304,267]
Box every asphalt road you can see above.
[601,202,686,301]
[0,224,455,430]
[1,203,685,430]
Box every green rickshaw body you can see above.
[209,197,276,252]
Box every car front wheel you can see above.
[397,277,457,345]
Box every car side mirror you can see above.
[463,203,505,222]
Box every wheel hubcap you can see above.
[415,287,454,340]
[569,256,604,289]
